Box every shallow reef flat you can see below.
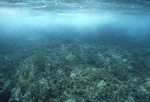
[0,38,150,102]
[0,0,150,101]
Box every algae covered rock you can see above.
[7,42,150,102]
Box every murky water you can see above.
[0,0,150,102]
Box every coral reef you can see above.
[0,39,150,102]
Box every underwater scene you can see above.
[0,0,150,102]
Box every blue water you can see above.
[0,0,150,46]
[0,0,150,102]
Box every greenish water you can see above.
[0,0,150,102]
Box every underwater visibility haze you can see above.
[0,0,150,102]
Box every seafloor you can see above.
[0,33,150,102]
